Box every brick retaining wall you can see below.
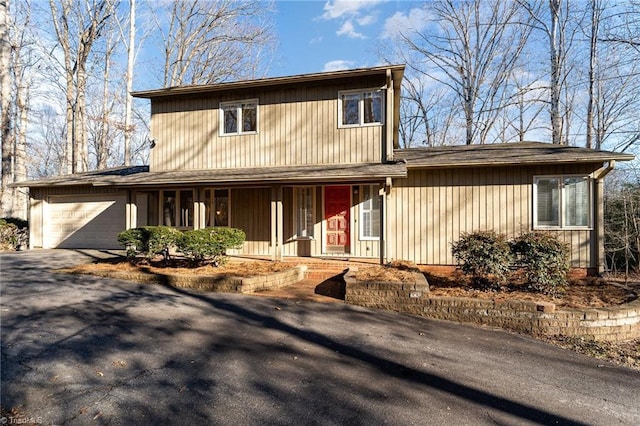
[344,268,640,342]
[86,265,307,293]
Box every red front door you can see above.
[324,186,350,254]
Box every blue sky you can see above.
[270,0,425,76]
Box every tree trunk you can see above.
[123,0,135,166]
[13,70,27,219]
[0,0,13,215]
[549,0,563,145]
[585,0,600,149]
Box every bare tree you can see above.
[399,76,451,147]
[156,0,275,86]
[123,0,134,165]
[0,0,12,215]
[399,0,532,145]
[48,0,115,173]
[517,0,588,145]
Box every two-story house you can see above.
[21,65,633,274]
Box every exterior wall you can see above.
[387,164,601,268]
[229,187,271,255]
[149,76,387,171]
[29,186,128,249]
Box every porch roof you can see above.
[18,162,407,188]
[395,142,634,168]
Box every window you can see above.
[205,189,230,227]
[220,100,258,135]
[534,176,591,229]
[295,187,314,238]
[160,189,194,228]
[339,90,383,127]
[360,185,380,239]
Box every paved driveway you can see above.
[1,250,639,425]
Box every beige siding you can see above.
[149,77,386,171]
[230,187,271,255]
[389,164,599,268]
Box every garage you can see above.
[44,194,126,249]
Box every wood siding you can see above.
[149,77,386,171]
[388,164,600,268]
[229,187,271,255]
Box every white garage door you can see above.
[45,194,126,249]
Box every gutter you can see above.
[591,160,616,179]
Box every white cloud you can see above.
[323,60,355,72]
[309,36,323,45]
[381,7,431,39]
[357,14,377,26]
[337,21,366,39]
[322,0,384,20]
[321,0,382,39]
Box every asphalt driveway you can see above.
[1,250,639,425]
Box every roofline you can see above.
[402,157,633,169]
[132,64,406,99]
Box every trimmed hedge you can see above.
[118,226,245,265]
[177,227,246,265]
[117,226,182,260]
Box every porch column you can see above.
[125,190,137,230]
[595,178,605,274]
[195,188,205,230]
[271,185,284,261]
[381,177,392,264]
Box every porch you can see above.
[125,183,391,263]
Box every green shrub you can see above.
[451,231,513,289]
[177,227,245,265]
[117,228,144,258]
[144,226,182,260]
[117,226,181,260]
[511,232,570,295]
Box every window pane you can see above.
[364,91,382,123]
[179,190,193,227]
[242,102,257,132]
[536,178,559,227]
[564,177,589,227]
[342,93,360,125]
[361,185,380,238]
[223,105,238,134]
[214,189,229,227]
[296,187,314,238]
[163,191,176,226]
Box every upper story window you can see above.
[534,176,592,229]
[338,89,383,127]
[220,99,258,136]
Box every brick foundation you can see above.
[344,268,640,342]
[88,265,307,293]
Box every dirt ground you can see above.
[61,257,292,278]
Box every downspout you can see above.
[591,160,616,274]
[385,69,394,163]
